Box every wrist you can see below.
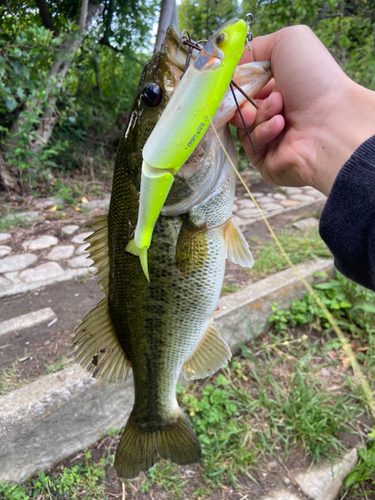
[313,79,375,196]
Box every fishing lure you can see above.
[126,18,248,280]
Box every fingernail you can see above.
[266,116,275,129]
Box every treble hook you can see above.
[180,31,208,79]
[244,13,254,51]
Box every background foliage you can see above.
[0,0,374,192]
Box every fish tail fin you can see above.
[114,411,201,478]
[125,239,150,282]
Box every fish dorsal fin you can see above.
[182,323,231,380]
[224,218,254,268]
[73,215,131,384]
[84,215,111,290]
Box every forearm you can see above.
[319,135,375,291]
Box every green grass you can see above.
[270,271,375,338]
[344,430,375,497]
[0,361,20,396]
[221,283,239,294]
[0,450,110,500]
[251,226,332,279]
[45,357,71,374]
[0,213,31,232]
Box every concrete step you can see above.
[0,308,56,337]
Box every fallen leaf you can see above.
[327,350,338,361]
[342,357,351,369]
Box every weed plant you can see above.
[344,429,375,497]
[270,271,375,337]
[0,450,109,500]
[0,214,31,232]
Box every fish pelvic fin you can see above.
[224,218,254,268]
[114,411,201,479]
[73,215,131,384]
[125,239,150,282]
[182,322,231,380]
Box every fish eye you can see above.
[141,83,164,108]
[215,33,225,45]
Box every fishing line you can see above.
[201,64,375,417]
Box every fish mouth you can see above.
[161,61,272,217]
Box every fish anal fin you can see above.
[114,411,201,479]
[175,219,208,274]
[182,323,231,380]
[224,218,254,268]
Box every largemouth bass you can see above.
[73,22,271,479]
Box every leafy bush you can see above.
[270,272,375,336]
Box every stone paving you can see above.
[233,185,325,227]
[0,186,325,298]
[0,223,95,298]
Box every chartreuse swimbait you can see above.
[126,18,247,280]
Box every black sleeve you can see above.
[319,135,375,291]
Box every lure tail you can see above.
[125,161,174,282]
[114,410,201,478]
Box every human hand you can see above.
[231,26,375,195]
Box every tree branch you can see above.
[312,3,331,28]
[8,1,102,149]
[171,0,178,29]
[35,0,60,37]
[154,0,176,54]
[78,0,89,32]
[100,0,115,46]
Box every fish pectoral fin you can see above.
[182,323,231,380]
[224,217,254,268]
[175,219,208,274]
[73,215,131,384]
[125,239,150,282]
[115,411,201,479]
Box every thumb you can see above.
[238,30,281,65]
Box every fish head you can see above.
[123,25,192,191]
[129,19,249,275]
[194,18,246,72]
[125,21,272,281]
